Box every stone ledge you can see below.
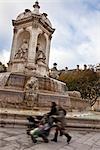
[0,117,100,130]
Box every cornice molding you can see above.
[12,14,55,34]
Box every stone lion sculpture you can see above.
[25,77,38,106]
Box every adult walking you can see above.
[51,105,72,144]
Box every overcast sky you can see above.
[0,0,100,69]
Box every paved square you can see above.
[0,127,100,150]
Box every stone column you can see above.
[27,28,39,67]
[45,34,51,67]
[8,28,19,72]
[9,27,18,62]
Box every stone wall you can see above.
[0,89,90,111]
[5,73,26,90]
[0,89,24,109]
[93,97,100,111]
[37,93,90,111]
[38,93,70,109]
[69,96,90,111]
[38,76,66,93]
[0,73,90,111]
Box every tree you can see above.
[0,62,7,72]
[59,69,100,106]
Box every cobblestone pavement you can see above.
[0,127,100,150]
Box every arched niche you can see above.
[37,33,46,54]
[35,33,47,64]
[17,30,30,51]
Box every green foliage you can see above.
[0,62,7,72]
[59,69,100,106]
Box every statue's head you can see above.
[23,39,27,43]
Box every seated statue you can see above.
[15,39,28,60]
[35,44,46,64]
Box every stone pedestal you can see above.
[0,73,90,111]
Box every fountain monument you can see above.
[0,1,89,111]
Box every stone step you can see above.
[0,117,100,131]
[1,109,100,130]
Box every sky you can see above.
[0,0,100,70]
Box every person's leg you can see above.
[30,128,39,143]
[60,118,72,144]
[63,130,72,144]
[30,134,37,143]
[59,129,63,136]
[51,127,59,142]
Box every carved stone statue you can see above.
[15,39,28,60]
[25,77,38,106]
[25,77,38,92]
[35,44,46,64]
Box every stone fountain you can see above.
[0,1,89,111]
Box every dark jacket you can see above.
[48,102,58,116]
